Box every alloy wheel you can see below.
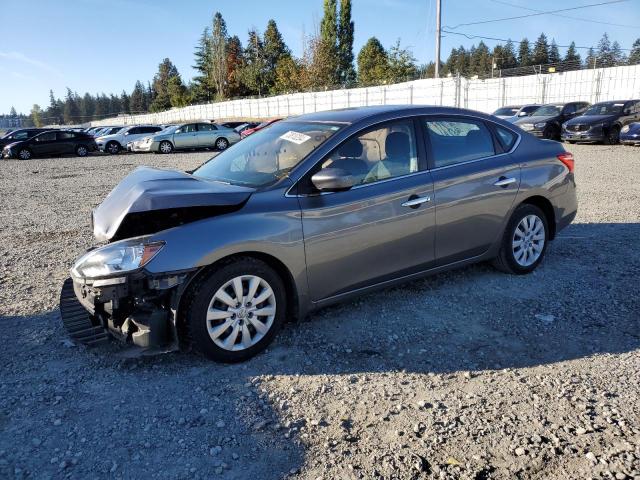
[512,214,545,267]
[18,149,31,160]
[216,138,228,150]
[206,275,276,351]
[160,141,172,154]
[77,146,87,157]
[107,143,119,154]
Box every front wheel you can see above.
[75,145,88,157]
[106,141,120,155]
[159,140,173,154]
[492,204,549,274]
[182,258,286,362]
[215,137,229,150]
[18,148,32,160]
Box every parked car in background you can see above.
[515,102,590,140]
[562,100,640,144]
[0,128,54,150]
[620,122,640,145]
[219,121,248,129]
[96,125,164,154]
[240,118,282,138]
[62,105,577,362]
[493,104,541,123]
[94,126,124,138]
[130,122,241,153]
[234,122,260,135]
[2,130,97,159]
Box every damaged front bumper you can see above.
[61,268,196,351]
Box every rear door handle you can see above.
[402,195,431,208]
[494,177,517,187]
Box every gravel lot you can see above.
[0,144,639,480]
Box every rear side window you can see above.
[127,127,140,134]
[58,132,76,139]
[495,126,517,150]
[145,126,163,133]
[198,123,217,131]
[424,118,495,168]
[35,132,56,142]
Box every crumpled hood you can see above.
[93,166,254,241]
[565,114,617,125]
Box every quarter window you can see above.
[424,119,495,168]
[35,132,56,142]
[495,126,517,150]
[319,119,419,186]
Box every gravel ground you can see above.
[0,144,639,480]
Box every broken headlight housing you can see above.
[71,238,164,279]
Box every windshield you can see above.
[194,121,342,187]
[532,105,561,116]
[494,107,519,116]
[583,102,625,116]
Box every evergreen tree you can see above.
[532,33,550,65]
[81,93,95,121]
[168,76,188,107]
[518,38,532,67]
[470,41,491,76]
[120,90,130,114]
[192,28,213,102]
[211,12,229,99]
[273,55,302,93]
[629,38,640,65]
[502,40,518,69]
[597,33,613,67]
[386,40,418,83]
[63,88,80,124]
[145,81,154,111]
[357,37,388,85]
[226,35,245,98]
[585,47,597,68]
[320,0,340,85]
[149,58,181,112]
[108,93,121,115]
[47,90,62,124]
[548,40,561,65]
[611,41,625,65]
[9,106,17,117]
[263,20,291,92]
[239,29,268,95]
[130,81,146,113]
[337,0,356,85]
[564,42,581,69]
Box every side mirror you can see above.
[518,111,528,117]
[124,131,130,136]
[311,168,355,192]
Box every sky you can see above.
[1,0,639,114]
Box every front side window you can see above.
[494,107,519,116]
[584,102,625,116]
[127,127,140,135]
[424,118,495,168]
[318,119,419,186]
[522,105,540,114]
[532,105,561,116]
[194,121,342,188]
[563,104,577,115]
[181,124,197,133]
[12,131,29,140]
[34,132,56,142]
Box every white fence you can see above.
[91,64,640,126]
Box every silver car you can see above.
[493,104,542,123]
[62,106,577,362]
[131,122,241,153]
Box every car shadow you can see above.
[0,222,638,478]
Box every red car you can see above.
[240,118,282,139]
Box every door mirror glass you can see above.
[518,111,528,117]
[311,168,355,192]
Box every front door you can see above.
[173,124,199,149]
[196,123,217,147]
[421,116,521,265]
[298,118,436,302]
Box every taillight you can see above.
[557,152,574,173]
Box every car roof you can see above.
[282,105,499,125]
[593,99,639,104]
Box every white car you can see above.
[493,104,542,123]
[96,125,164,154]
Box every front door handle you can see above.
[494,176,517,187]
[402,195,431,208]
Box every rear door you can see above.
[173,124,198,149]
[196,123,217,147]
[56,131,76,153]
[298,118,436,301]
[421,116,521,265]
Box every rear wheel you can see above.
[492,204,549,274]
[215,137,229,150]
[605,126,620,145]
[18,148,32,160]
[159,140,173,154]
[106,141,120,155]
[183,257,286,362]
[75,145,88,157]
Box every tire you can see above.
[18,148,32,160]
[492,204,549,275]
[75,145,88,157]
[182,257,286,363]
[106,141,121,155]
[215,137,229,151]
[159,140,173,154]
[604,126,620,145]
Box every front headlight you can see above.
[621,125,630,133]
[534,122,547,128]
[71,239,164,278]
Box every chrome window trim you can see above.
[284,111,522,198]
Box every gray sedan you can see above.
[131,122,241,153]
[62,105,577,362]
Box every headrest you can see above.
[385,132,410,158]
[338,139,363,158]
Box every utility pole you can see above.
[435,0,442,78]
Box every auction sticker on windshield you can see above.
[280,131,311,144]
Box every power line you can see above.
[488,0,640,29]
[445,0,629,29]
[441,29,634,51]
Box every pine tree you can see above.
[149,58,181,112]
[564,42,581,70]
[9,106,17,117]
[337,0,356,86]
[468,41,491,76]
[611,41,625,65]
[226,35,245,98]
[320,0,340,85]
[239,29,268,96]
[211,12,229,99]
[263,20,291,92]
[532,33,550,65]
[47,90,62,124]
[273,55,302,93]
[120,90,130,114]
[502,40,518,69]
[357,37,388,85]
[63,88,80,124]
[518,38,532,67]
[386,40,418,83]
[629,38,640,65]
[548,40,561,65]
[585,47,597,68]
[597,33,613,67]
[168,76,188,107]
[192,28,213,102]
